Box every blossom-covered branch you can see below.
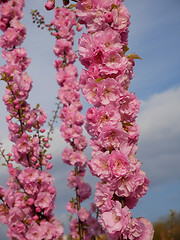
[76,0,154,239]
[50,5,103,239]
[0,1,63,239]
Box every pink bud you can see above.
[76,24,83,32]
[44,143,50,148]
[104,12,113,23]
[13,99,18,104]
[40,128,46,133]
[46,154,52,160]
[48,185,56,194]
[43,137,49,142]
[19,91,24,96]
[27,120,32,125]
[8,163,13,168]
[86,107,97,122]
[21,202,26,208]
[15,104,21,110]
[3,18,9,24]
[6,115,12,122]
[31,156,37,162]
[35,162,40,167]
[36,207,41,213]
[27,198,34,206]
[33,215,39,220]
[46,162,53,170]
[22,132,28,138]
[45,1,55,11]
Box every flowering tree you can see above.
[0,0,154,239]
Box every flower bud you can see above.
[45,1,55,11]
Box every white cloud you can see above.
[137,87,180,185]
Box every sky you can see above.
[0,0,180,238]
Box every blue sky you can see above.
[0,0,180,238]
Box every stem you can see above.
[47,98,61,140]
[7,81,25,134]
[75,165,83,240]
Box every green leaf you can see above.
[95,76,105,82]
[2,163,7,166]
[123,122,133,127]
[123,44,129,54]
[127,53,142,60]
[68,4,76,9]
[111,4,118,10]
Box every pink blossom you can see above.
[26,198,34,206]
[86,104,122,138]
[94,123,128,150]
[8,163,17,176]
[103,51,128,74]
[86,215,104,237]
[66,201,76,214]
[94,182,114,213]
[0,203,9,224]
[40,221,62,239]
[77,181,92,202]
[56,64,78,86]
[127,126,139,146]
[60,122,83,141]
[58,86,80,106]
[7,221,26,240]
[78,207,90,222]
[52,7,76,39]
[46,162,53,170]
[0,2,13,19]
[67,171,84,189]
[110,150,130,178]
[26,222,46,240]
[111,3,130,33]
[70,218,79,239]
[69,151,87,167]
[54,38,72,58]
[24,182,38,195]
[89,151,111,180]
[97,105,121,132]
[100,201,131,235]
[0,27,18,49]
[124,217,154,240]
[98,78,122,105]
[60,105,84,126]
[74,135,87,150]
[79,70,100,106]
[86,107,98,123]
[34,192,53,209]
[51,219,64,238]
[62,147,73,165]
[17,167,39,185]
[118,92,140,122]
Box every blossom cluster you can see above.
[0,0,63,239]
[76,0,154,239]
[51,6,102,239]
